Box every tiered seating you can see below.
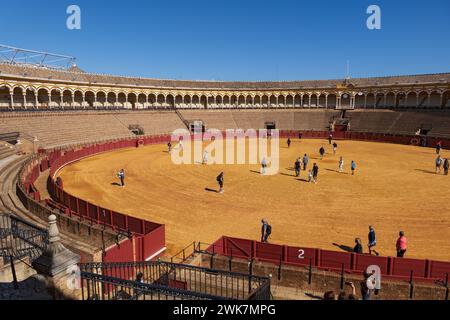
[114,111,185,135]
[179,110,238,130]
[0,112,133,148]
[0,142,15,160]
[293,110,339,131]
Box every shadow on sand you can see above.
[332,243,354,253]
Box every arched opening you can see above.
[166,94,175,109]
[406,92,417,108]
[294,95,301,108]
[74,91,84,108]
[26,88,36,108]
[205,96,213,108]
[215,96,223,108]
[223,96,230,107]
[286,95,293,107]
[138,94,147,108]
[230,96,237,107]
[261,95,269,107]
[302,94,310,107]
[327,94,337,108]
[107,92,117,107]
[175,95,183,108]
[310,94,318,107]
[278,95,286,107]
[85,91,95,108]
[200,95,207,109]
[184,95,192,108]
[395,92,406,108]
[417,91,429,108]
[383,92,395,108]
[50,89,62,108]
[97,92,107,107]
[354,93,365,108]
[254,95,261,107]
[0,86,11,108]
[245,95,253,107]
[429,91,441,108]
[269,95,277,107]
[13,87,25,107]
[192,95,200,108]
[340,93,351,108]
[375,93,384,108]
[318,94,326,108]
[157,94,165,108]
[148,94,156,107]
[37,88,50,108]
[62,90,73,108]
[366,93,375,108]
[128,93,137,109]
[442,91,450,108]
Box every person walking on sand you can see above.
[339,156,344,173]
[217,172,224,194]
[396,231,407,258]
[295,158,301,177]
[436,155,443,174]
[368,226,379,256]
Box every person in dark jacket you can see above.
[444,158,449,175]
[319,147,325,160]
[287,138,291,148]
[217,172,224,194]
[117,169,125,187]
[368,226,379,256]
[302,154,309,171]
[261,219,272,243]
[354,238,363,254]
[295,158,301,177]
[312,163,319,184]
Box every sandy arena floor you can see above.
[57,139,450,261]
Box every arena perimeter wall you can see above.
[17,131,450,265]
[205,236,450,287]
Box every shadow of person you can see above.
[332,243,354,253]
[205,188,218,193]
[111,182,121,186]
[415,169,437,175]
[249,170,261,174]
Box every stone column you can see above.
[32,215,81,300]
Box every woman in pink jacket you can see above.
[396,231,407,258]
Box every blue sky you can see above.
[1,0,449,81]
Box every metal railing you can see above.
[78,260,271,301]
[0,213,49,264]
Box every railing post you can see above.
[10,255,19,290]
[278,255,282,281]
[445,273,449,301]
[308,258,313,285]
[409,270,414,300]
[340,263,345,290]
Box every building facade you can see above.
[1,63,449,110]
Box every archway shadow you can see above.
[332,243,354,253]
[205,188,218,193]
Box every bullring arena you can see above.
[1,47,450,300]
[57,138,450,261]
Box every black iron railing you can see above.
[79,260,271,301]
[0,213,49,264]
